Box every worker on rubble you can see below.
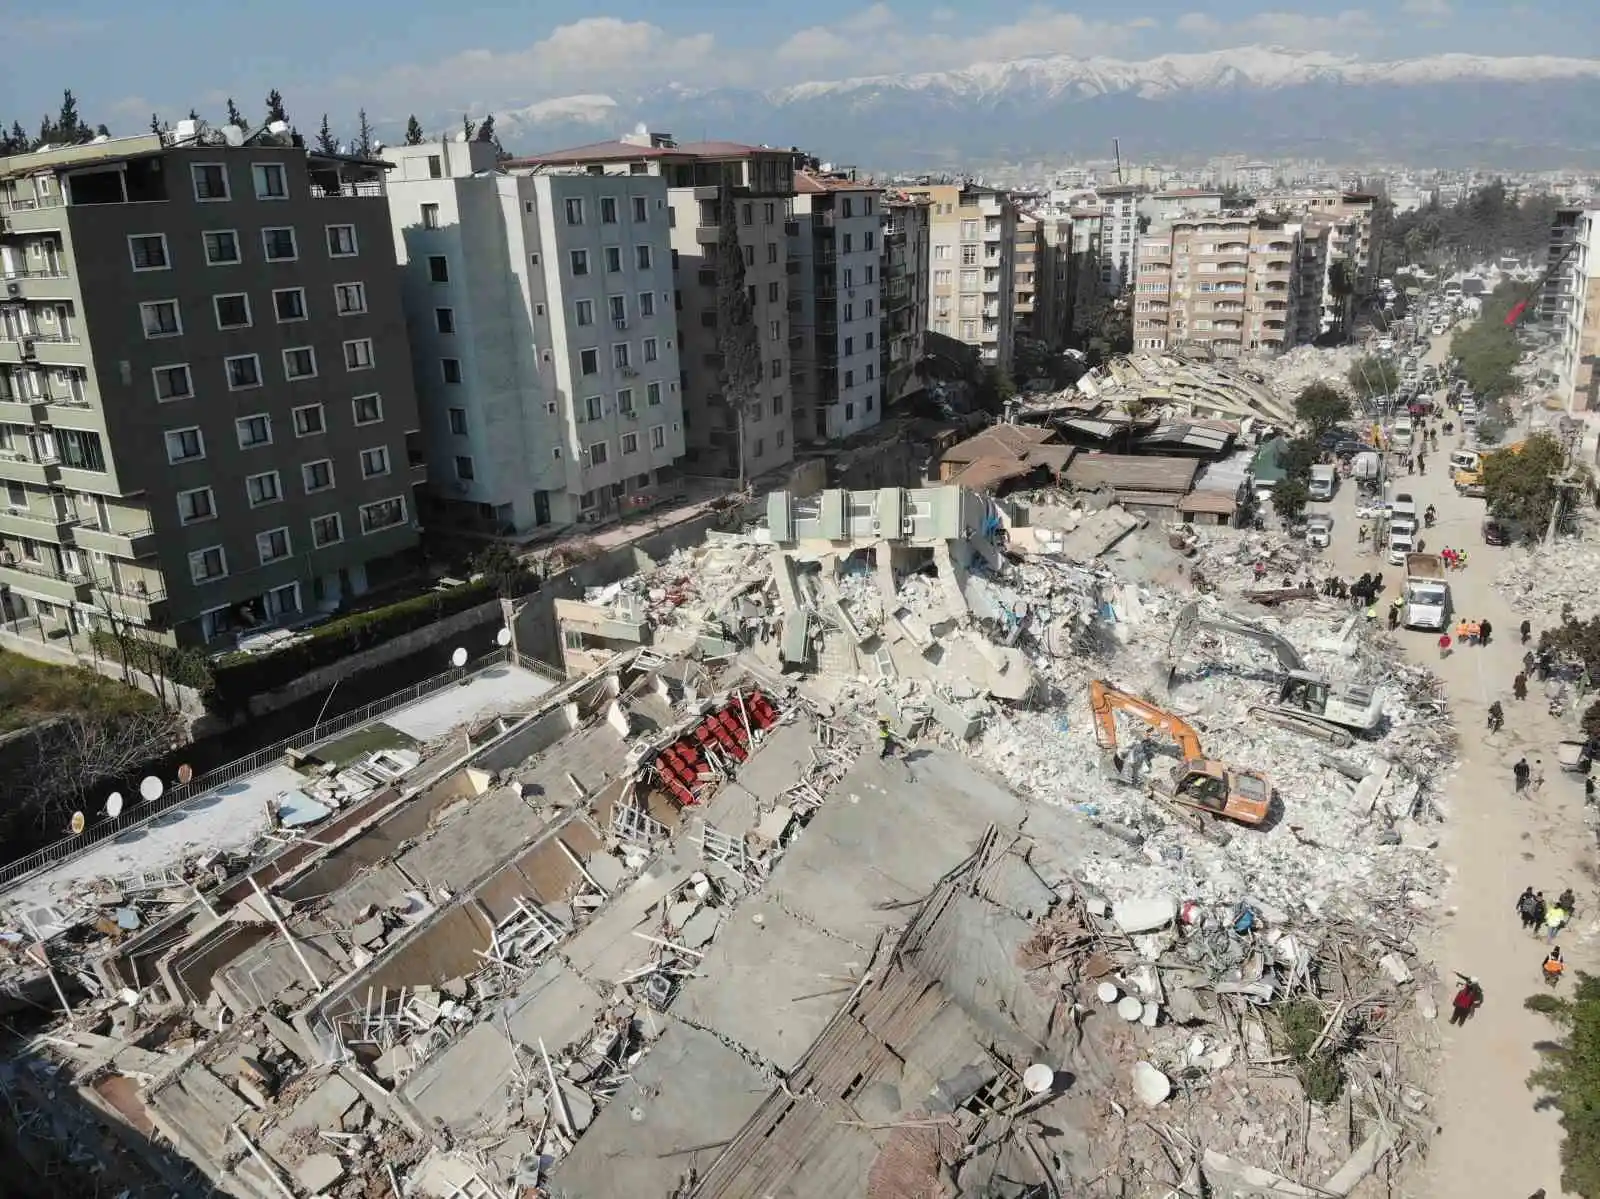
[1480,618,1494,646]
[1546,901,1568,944]
[1387,605,1400,632]
[1544,946,1566,986]
[1518,887,1540,930]
[1450,977,1482,1025]
[1438,632,1452,659]
[875,719,901,760]
[1559,888,1577,917]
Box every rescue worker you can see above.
[1544,946,1565,987]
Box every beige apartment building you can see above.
[514,134,797,480]
[0,127,422,649]
[880,191,931,408]
[1133,214,1303,357]
[903,183,1017,376]
[1263,189,1386,294]
[1012,208,1075,351]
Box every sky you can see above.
[2,0,1595,141]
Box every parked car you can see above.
[1482,518,1511,546]
[1305,515,1333,549]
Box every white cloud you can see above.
[1400,0,1452,17]
[930,6,958,21]
[1172,8,1379,48]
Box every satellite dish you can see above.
[372,141,385,153]
[496,628,512,647]
[267,120,290,135]
[221,124,245,147]
[177,763,194,785]
[455,131,469,143]
[451,647,469,668]
[105,792,124,819]
[70,811,86,836]
[139,775,164,803]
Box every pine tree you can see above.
[475,114,495,143]
[714,167,761,487]
[10,121,29,152]
[55,89,89,144]
[404,115,425,145]
[461,113,476,142]
[264,89,288,126]
[315,114,337,155]
[94,123,109,138]
[225,97,249,131]
[355,109,374,158]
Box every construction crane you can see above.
[1165,602,1383,746]
[1088,679,1273,828]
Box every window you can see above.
[605,247,622,273]
[651,424,666,449]
[343,338,375,371]
[621,432,639,454]
[776,428,786,448]
[203,230,241,265]
[743,245,754,267]
[844,337,854,355]
[191,163,229,201]
[302,459,335,493]
[582,395,602,422]
[176,487,215,525]
[256,527,292,564]
[252,163,288,199]
[152,364,193,402]
[57,429,104,472]
[580,348,598,375]
[564,197,584,225]
[311,512,343,547]
[768,281,780,303]
[639,291,655,318]
[283,347,317,380]
[420,203,440,229]
[773,393,784,414]
[632,196,648,222]
[570,249,589,276]
[361,446,391,478]
[842,233,853,253]
[214,293,251,329]
[236,414,272,449]
[643,337,658,363]
[609,295,627,323]
[352,394,384,425]
[273,287,307,322]
[435,307,455,333]
[335,282,367,315]
[141,300,182,339]
[767,243,778,264]
[612,343,630,370]
[635,245,652,270]
[600,197,618,224]
[261,227,298,262]
[934,244,951,260]
[865,231,875,251]
[360,496,407,534]
[165,426,204,463]
[575,299,594,327]
[454,455,475,480]
[441,358,461,383]
[326,225,358,257]
[934,269,952,286]
[617,388,635,415]
[427,155,442,178]
[768,320,780,341]
[769,356,782,379]
[741,203,753,226]
[246,470,282,507]
[428,255,449,283]
[448,407,467,435]
[128,234,168,272]
[647,382,663,407]
[225,353,262,390]
[189,546,228,583]
[292,403,325,437]
[587,441,608,466]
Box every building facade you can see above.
[385,139,684,533]
[511,134,797,482]
[1095,185,1141,296]
[904,183,1016,375]
[880,191,930,410]
[1542,207,1584,328]
[0,127,422,648]
[1263,190,1386,295]
[1553,209,1600,414]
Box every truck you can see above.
[1308,464,1337,501]
[1403,553,1450,631]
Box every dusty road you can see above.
[1307,374,1586,1196]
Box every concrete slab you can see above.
[727,717,818,805]
[386,664,557,741]
[562,849,698,983]
[549,1022,771,1199]
[396,788,547,896]
[673,899,863,1072]
[401,1021,519,1136]
[502,959,605,1053]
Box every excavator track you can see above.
[1247,705,1354,748]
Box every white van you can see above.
[1388,529,1416,565]
[1308,464,1337,501]
[1450,449,1481,474]
[1392,417,1414,451]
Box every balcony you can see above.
[309,180,386,199]
[784,219,800,236]
[788,333,804,350]
[0,395,48,423]
[0,450,58,485]
[95,579,169,625]
[786,258,801,276]
[74,521,158,559]
[695,225,720,246]
[0,505,79,544]
[2,265,71,300]
[787,296,801,313]
[0,333,89,367]
[0,555,92,604]
[0,193,66,232]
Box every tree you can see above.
[1524,973,1600,1197]
[315,113,338,155]
[1451,281,1523,400]
[225,97,248,131]
[1293,381,1352,435]
[1484,433,1564,534]
[1347,355,1399,399]
[462,113,477,142]
[1271,478,1310,523]
[264,89,288,126]
[713,169,761,488]
[975,366,1017,415]
[4,706,181,835]
[471,544,533,598]
[149,112,162,135]
[404,114,425,145]
[355,109,374,158]
[475,114,495,143]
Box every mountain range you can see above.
[464,47,1600,169]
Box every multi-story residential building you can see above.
[903,183,1016,375]
[1011,208,1074,352]
[512,133,796,481]
[1262,189,1386,294]
[383,139,684,533]
[788,171,883,443]
[1542,207,1584,328]
[0,126,423,648]
[880,191,930,409]
[1294,222,1334,344]
[1012,216,1043,345]
[1552,209,1600,413]
[1133,213,1302,357]
[1064,209,1105,339]
[1139,190,1224,228]
[1095,185,1141,296]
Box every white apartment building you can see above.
[515,134,797,481]
[904,183,1016,374]
[790,171,884,443]
[385,140,684,532]
[1552,208,1600,413]
[1095,185,1140,295]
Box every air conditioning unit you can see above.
[4,282,20,298]
[20,339,36,360]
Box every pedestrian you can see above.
[1514,672,1528,701]
[1588,775,1596,805]
[1488,700,1504,731]
[1524,649,1537,675]
[1518,887,1540,930]
[1450,979,1477,1025]
[1480,618,1493,645]
[1407,456,1415,476]
[1456,618,1471,645]
[1438,632,1452,659]
[1546,901,1567,944]
[1534,891,1548,930]
[1387,605,1399,631]
[1533,758,1546,795]
[1365,602,1378,623]
[1419,451,1427,474]
[1544,946,1566,985]
[1559,887,1577,917]
[1521,619,1533,644]
[1514,757,1530,791]
[876,719,899,760]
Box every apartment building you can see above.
[1133,214,1302,357]
[1010,209,1074,351]
[512,133,796,481]
[1095,185,1141,296]
[1294,222,1334,344]
[880,191,931,409]
[0,127,422,649]
[1552,208,1600,413]
[384,140,683,533]
[789,171,884,443]
[1064,209,1104,339]
[1263,189,1386,294]
[904,183,1016,375]
[1542,207,1584,327]
[1139,190,1224,228]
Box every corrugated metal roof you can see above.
[946,456,1033,492]
[941,423,1055,465]
[1178,490,1240,515]
[1065,453,1200,494]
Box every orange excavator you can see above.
[1088,679,1273,828]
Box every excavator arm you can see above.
[1089,679,1207,760]
[1168,601,1306,677]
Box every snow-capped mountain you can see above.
[474,47,1600,167]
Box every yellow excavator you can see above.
[1088,679,1273,828]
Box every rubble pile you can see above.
[1267,344,1363,404]
[1494,531,1599,631]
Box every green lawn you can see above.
[0,649,161,734]
[301,722,418,773]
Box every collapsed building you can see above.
[0,479,1460,1199]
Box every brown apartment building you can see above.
[0,127,422,648]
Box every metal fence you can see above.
[0,649,514,891]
